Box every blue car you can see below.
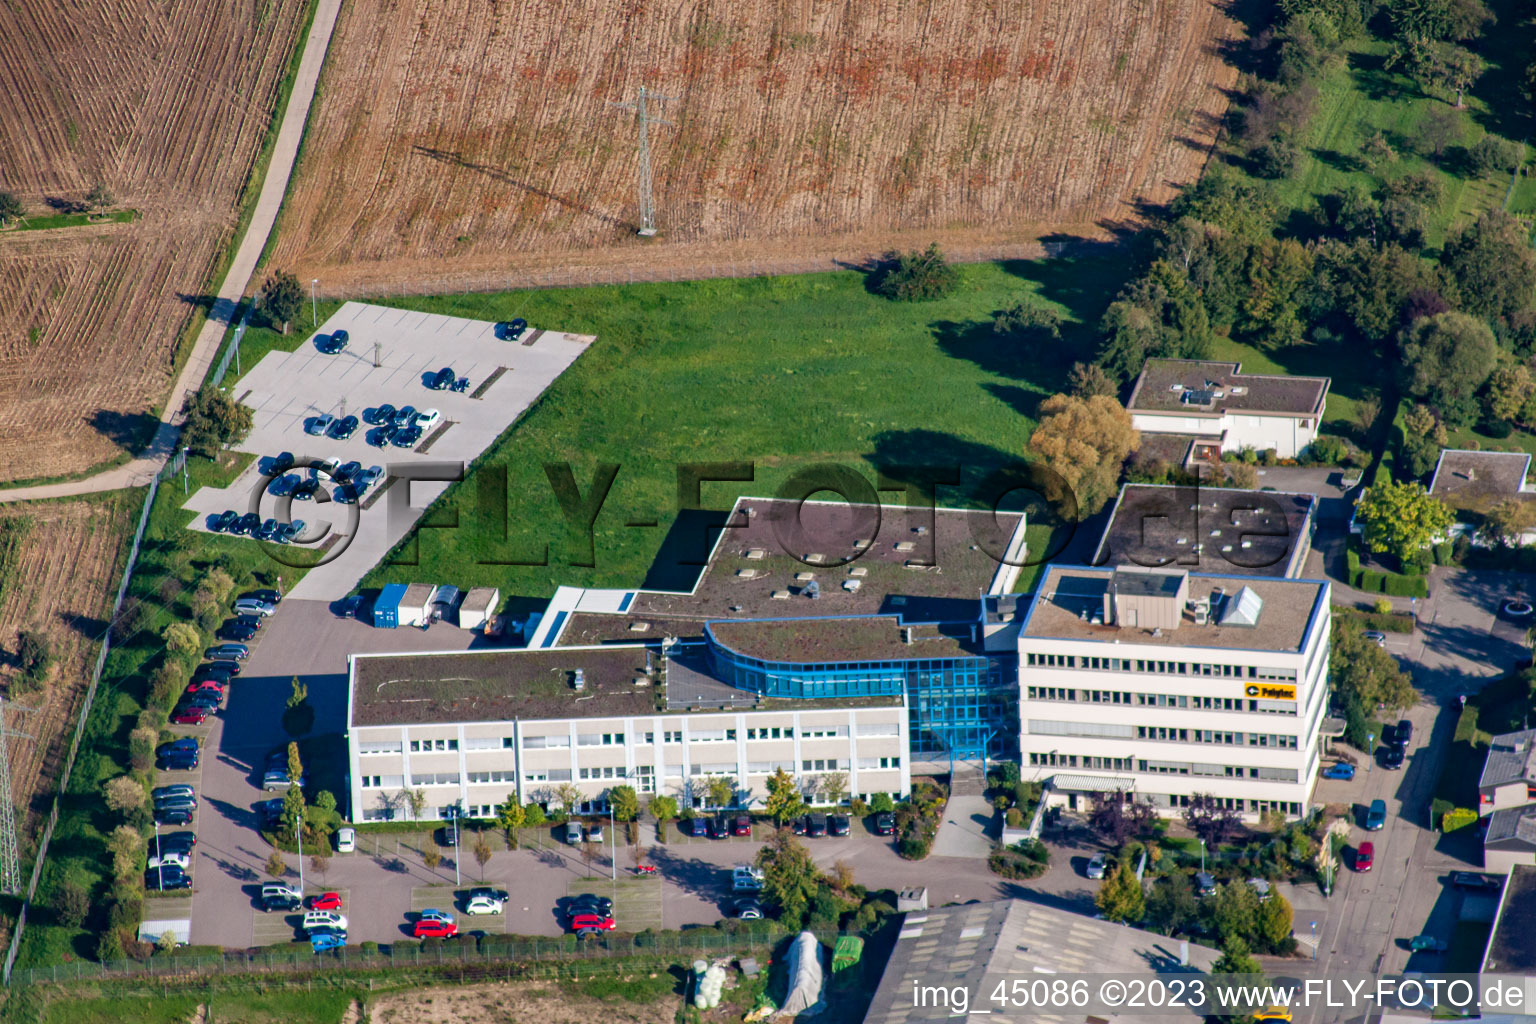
[1323,762,1356,781]
[310,929,347,953]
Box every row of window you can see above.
[1142,794,1303,816]
[1025,652,1299,682]
[1137,727,1299,749]
[1025,687,1298,716]
[1024,753,1298,783]
[368,722,903,757]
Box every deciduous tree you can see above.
[1095,861,1146,924]
[1354,478,1454,563]
[161,622,202,658]
[1485,499,1536,547]
[1184,794,1242,847]
[755,830,822,928]
[1331,625,1419,714]
[181,389,254,457]
[994,301,1061,343]
[1146,872,1198,935]
[86,182,114,215]
[705,775,735,809]
[103,776,144,814]
[1088,793,1154,845]
[875,243,957,301]
[765,768,807,825]
[1028,393,1139,515]
[1067,361,1116,399]
[608,785,639,823]
[819,771,849,807]
[1401,312,1498,425]
[262,271,304,334]
[1485,365,1534,424]
[1256,891,1295,952]
[0,190,23,227]
[1442,211,1536,321]
[472,832,494,879]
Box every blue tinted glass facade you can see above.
[705,621,1017,759]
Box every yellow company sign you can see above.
[1245,683,1297,701]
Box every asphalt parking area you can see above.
[567,876,664,933]
[180,301,595,601]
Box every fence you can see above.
[10,926,804,987]
[206,303,254,391]
[2,476,162,986]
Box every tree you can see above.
[648,794,677,841]
[1211,936,1263,976]
[705,775,735,809]
[0,190,23,227]
[1485,499,1536,547]
[264,851,288,878]
[1485,365,1534,424]
[1204,878,1262,947]
[755,830,823,928]
[285,676,309,710]
[262,271,304,334]
[1250,137,1302,179]
[1360,131,1396,169]
[1355,478,1453,564]
[523,802,546,829]
[1413,104,1463,159]
[403,788,427,820]
[161,621,202,658]
[1028,393,1139,515]
[1331,626,1419,715]
[819,771,849,807]
[472,832,494,880]
[310,853,331,881]
[1067,361,1116,400]
[608,785,639,823]
[1401,312,1498,425]
[103,776,144,814]
[552,782,583,815]
[15,628,54,689]
[869,792,895,814]
[993,301,1061,343]
[1088,792,1155,845]
[1442,211,1536,321]
[86,182,114,215]
[764,768,807,825]
[51,877,90,927]
[128,726,157,773]
[181,388,254,457]
[875,243,957,301]
[1184,794,1242,847]
[1400,402,1449,478]
[282,782,306,839]
[1145,872,1198,935]
[1435,44,1484,107]
[1256,891,1295,952]
[107,824,145,860]
[496,794,525,847]
[422,847,441,872]
[1095,861,1147,924]
[1468,136,1525,177]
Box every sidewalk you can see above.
[0,0,345,504]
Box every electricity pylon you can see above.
[611,86,678,237]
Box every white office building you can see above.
[1017,565,1331,819]
[1126,359,1330,459]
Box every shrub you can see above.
[1005,807,1023,828]
[874,243,958,301]
[989,840,1050,879]
[1442,807,1479,832]
[1251,137,1302,178]
[1433,541,1454,565]
[1467,136,1525,177]
[898,835,932,860]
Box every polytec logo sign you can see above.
[1245,683,1297,701]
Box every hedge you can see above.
[1442,807,1479,833]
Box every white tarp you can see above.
[778,932,826,1016]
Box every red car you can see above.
[186,679,224,695]
[412,918,458,939]
[307,892,343,911]
[732,815,752,837]
[170,706,210,725]
[570,913,615,934]
[1356,841,1374,872]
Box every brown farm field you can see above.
[0,494,136,848]
[0,1,309,484]
[272,0,1242,297]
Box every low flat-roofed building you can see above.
[861,899,1217,1024]
[347,639,911,822]
[1479,728,1536,817]
[1018,565,1330,819]
[1429,449,1534,507]
[1482,862,1536,972]
[1127,359,1329,458]
[1094,484,1316,579]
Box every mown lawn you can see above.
[355,256,1128,597]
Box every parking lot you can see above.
[180,302,594,601]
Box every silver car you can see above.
[234,598,275,617]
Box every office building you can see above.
[1127,359,1329,459]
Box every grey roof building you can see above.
[1094,484,1317,579]
[1479,729,1536,817]
[861,900,1217,1024]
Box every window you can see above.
[691,729,728,743]
[880,756,900,769]
[855,723,899,737]
[801,725,848,739]
[361,775,382,788]
[747,727,793,740]
[409,772,461,787]
[523,734,570,749]
[359,741,402,756]
[466,770,515,784]
[462,737,503,751]
[664,730,683,744]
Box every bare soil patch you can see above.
[367,980,677,1024]
[271,0,1241,298]
[0,1,308,483]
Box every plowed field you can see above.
[0,1,308,484]
[271,0,1240,297]
[0,495,135,839]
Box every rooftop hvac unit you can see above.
[572,668,586,691]
[1168,384,1186,392]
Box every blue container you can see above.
[373,583,408,628]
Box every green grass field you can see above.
[354,256,1127,597]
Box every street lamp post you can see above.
[311,279,318,326]
[181,447,190,495]
[1310,921,1317,960]
[452,808,460,886]
[1366,733,1375,773]
[296,810,305,893]
[1199,839,1206,875]
[610,804,617,882]
[155,819,163,891]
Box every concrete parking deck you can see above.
[181,302,594,601]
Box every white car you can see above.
[464,895,504,916]
[585,823,604,844]
[147,852,190,870]
[1086,854,1107,880]
[415,408,442,432]
[732,865,764,892]
[302,910,348,932]
[335,827,356,853]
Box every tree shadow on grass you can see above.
[87,408,159,455]
[1465,0,1536,143]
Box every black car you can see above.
[496,318,528,341]
[258,797,286,828]
[154,749,197,771]
[366,425,394,448]
[451,376,470,393]
[330,415,359,440]
[828,814,851,837]
[210,510,239,532]
[196,662,239,680]
[1450,871,1503,892]
[804,814,828,838]
[219,621,258,642]
[335,461,362,483]
[791,816,806,835]
[180,689,222,708]
[154,805,194,826]
[569,894,614,915]
[150,831,197,856]
[236,512,262,535]
[145,866,192,891]
[337,595,364,619]
[430,367,455,390]
[705,815,729,839]
[1395,719,1413,747]
[366,403,396,425]
[872,811,896,835]
[393,405,418,427]
[318,329,349,354]
[682,816,709,838]
[207,643,249,661]
[1382,747,1405,770]
[269,452,296,475]
[262,892,301,913]
[436,826,458,847]
[391,426,422,448]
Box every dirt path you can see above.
[366,981,678,1024]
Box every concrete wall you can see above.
[1481,782,1532,816]
[1483,846,1536,874]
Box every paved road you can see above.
[0,0,346,503]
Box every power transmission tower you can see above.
[0,697,36,895]
[611,86,677,237]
